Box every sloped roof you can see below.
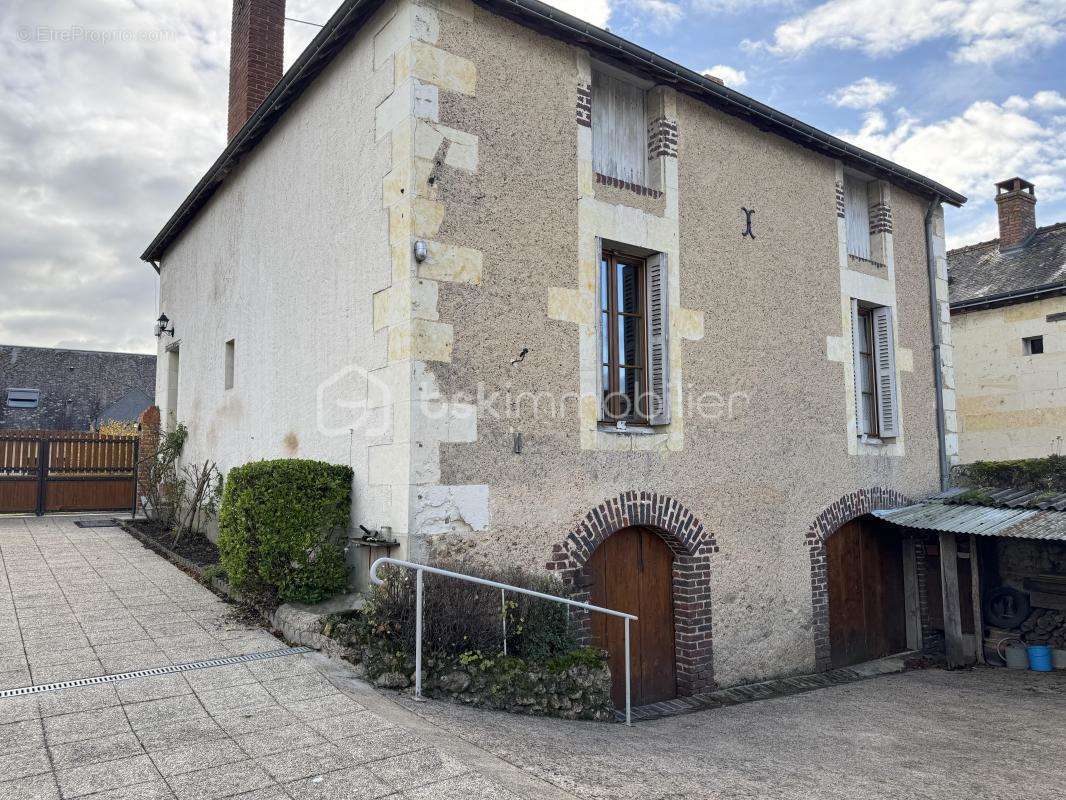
[141,0,966,264]
[873,488,1066,541]
[948,221,1066,311]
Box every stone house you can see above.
[142,0,967,701]
[949,178,1066,462]
[0,344,155,431]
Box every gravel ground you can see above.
[393,660,1066,799]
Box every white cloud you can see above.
[695,0,795,11]
[0,0,348,353]
[0,0,232,352]
[757,0,1066,64]
[629,0,684,30]
[828,77,896,109]
[702,65,748,87]
[835,93,1066,245]
[1034,90,1066,110]
[545,0,613,27]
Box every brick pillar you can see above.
[995,177,1036,249]
[137,405,161,513]
[228,0,286,140]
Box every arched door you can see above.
[827,518,907,667]
[587,527,677,707]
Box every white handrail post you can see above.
[501,588,507,657]
[414,567,424,700]
[624,616,632,726]
[369,556,638,724]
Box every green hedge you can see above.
[954,455,1066,493]
[217,459,352,604]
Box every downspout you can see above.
[925,196,950,491]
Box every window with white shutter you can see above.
[592,69,647,186]
[844,176,871,260]
[851,301,899,439]
[598,246,670,426]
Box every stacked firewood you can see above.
[1019,608,1066,648]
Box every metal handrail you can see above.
[369,556,639,725]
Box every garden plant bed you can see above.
[320,610,615,721]
[125,517,220,568]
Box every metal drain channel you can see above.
[0,646,313,700]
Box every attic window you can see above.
[6,389,40,409]
[592,69,647,186]
[1023,336,1044,356]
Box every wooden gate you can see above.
[588,526,677,708]
[0,432,138,515]
[827,518,907,668]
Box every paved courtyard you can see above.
[2,515,1065,800]
[0,515,520,800]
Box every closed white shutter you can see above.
[844,176,871,260]
[872,306,900,437]
[592,70,647,185]
[850,300,869,436]
[645,252,670,425]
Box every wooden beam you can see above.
[902,539,922,651]
[970,535,985,664]
[938,532,969,667]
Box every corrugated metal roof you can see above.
[872,502,1066,539]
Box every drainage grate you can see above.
[74,519,120,528]
[0,646,312,700]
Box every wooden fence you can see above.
[0,431,138,515]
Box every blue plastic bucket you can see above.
[1028,645,1053,672]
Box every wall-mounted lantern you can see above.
[155,314,175,338]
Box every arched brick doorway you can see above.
[548,492,718,700]
[806,488,911,670]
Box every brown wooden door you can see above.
[588,527,676,708]
[827,519,906,668]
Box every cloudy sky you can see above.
[1,0,1064,353]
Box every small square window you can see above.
[224,339,235,389]
[1023,336,1044,356]
[6,389,39,408]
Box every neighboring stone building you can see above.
[0,344,155,431]
[949,178,1066,462]
[142,0,966,698]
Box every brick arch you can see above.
[547,491,719,697]
[806,487,911,671]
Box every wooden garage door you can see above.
[827,519,907,668]
[588,527,677,708]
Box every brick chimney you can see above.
[995,177,1037,249]
[228,0,285,140]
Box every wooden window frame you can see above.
[856,305,879,437]
[601,249,649,424]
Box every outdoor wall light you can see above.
[413,239,428,262]
[155,314,174,338]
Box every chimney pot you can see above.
[228,0,286,140]
[995,176,1036,250]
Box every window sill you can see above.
[599,424,662,435]
[847,254,886,270]
[594,172,663,199]
[858,435,898,446]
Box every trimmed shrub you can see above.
[218,459,352,604]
